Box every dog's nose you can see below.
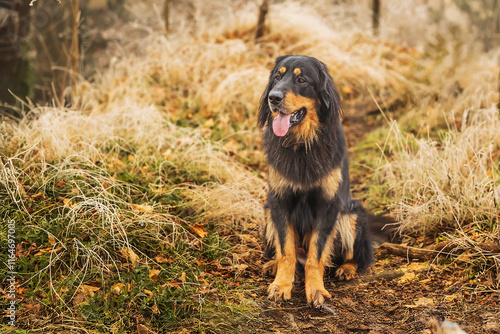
[268,91,284,106]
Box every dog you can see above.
[258,55,375,308]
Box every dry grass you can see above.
[375,106,500,288]
[378,107,500,233]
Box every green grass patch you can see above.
[0,146,261,333]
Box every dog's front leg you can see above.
[305,210,338,308]
[268,223,297,301]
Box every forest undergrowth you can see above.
[1,1,499,333]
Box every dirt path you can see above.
[241,102,500,334]
[246,257,499,333]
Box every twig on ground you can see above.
[376,241,500,262]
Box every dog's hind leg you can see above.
[335,201,374,281]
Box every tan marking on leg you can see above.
[279,66,287,74]
[293,67,301,75]
[263,259,278,276]
[263,208,278,275]
[264,208,275,247]
[268,224,297,301]
[334,213,357,260]
[334,214,358,281]
[321,168,342,200]
[305,231,334,307]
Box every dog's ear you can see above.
[258,56,290,128]
[315,60,343,120]
[257,74,274,128]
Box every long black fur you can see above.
[260,55,374,276]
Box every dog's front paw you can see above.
[335,262,358,281]
[305,282,331,308]
[267,281,293,301]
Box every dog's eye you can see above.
[297,77,306,84]
[275,74,281,81]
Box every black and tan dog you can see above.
[258,55,374,308]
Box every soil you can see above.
[245,257,500,334]
[239,101,500,334]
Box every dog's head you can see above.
[258,55,342,143]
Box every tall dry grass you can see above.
[378,107,500,234]
[375,106,500,288]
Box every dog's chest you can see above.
[268,165,342,201]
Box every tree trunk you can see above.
[372,0,380,36]
[70,0,80,102]
[0,0,33,114]
[163,0,170,35]
[255,0,270,41]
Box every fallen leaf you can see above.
[120,247,139,265]
[190,223,207,239]
[130,203,153,213]
[48,234,56,246]
[152,304,160,314]
[15,243,24,258]
[398,272,416,284]
[180,272,186,283]
[444,295,458,303]
[405,297,435,309]
[143,289,153,297]
[415,297,435,307]
[405,262,429,272]
[55,179,66,187]
[34,247,52,256]
[168,281,183,289]
[236,264,248,271]
[154,255,170,264]
[111,283,125,294]
[137,324,149,334]
[58,196,78,208]
[149,269,160,281]
[79,284,100,297]
[24,303,42,319]
[31,192,46,200]
[73,292,88,306]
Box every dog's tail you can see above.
[347,208,399,273]
[368,213,400,246]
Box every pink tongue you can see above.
[272,113,291,137]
